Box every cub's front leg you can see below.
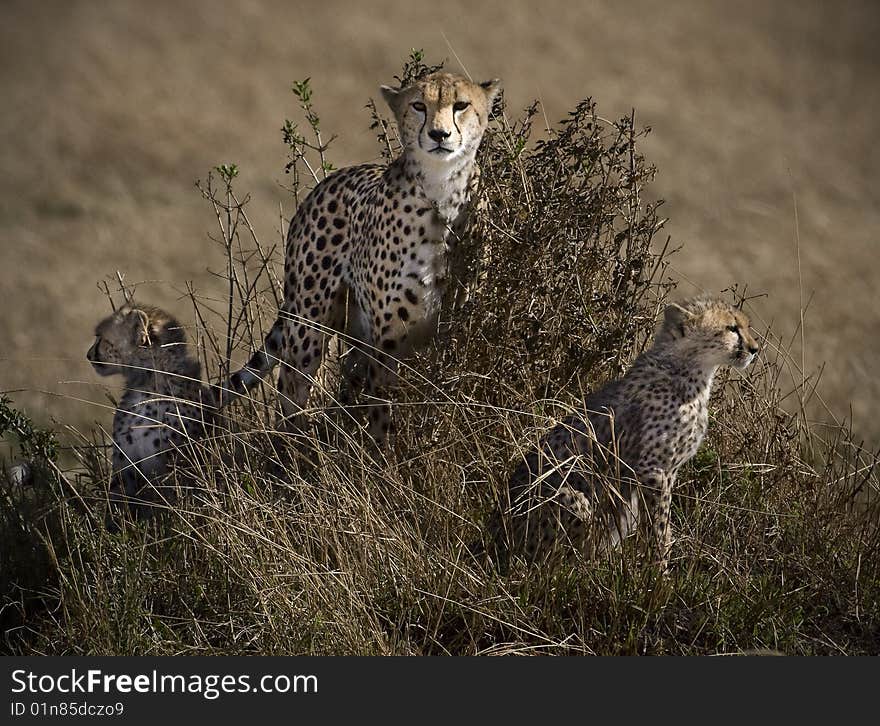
[637,468,674,572]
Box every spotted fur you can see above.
[488,296,760,570]
[88,304,211,523]
[219,72,501,443]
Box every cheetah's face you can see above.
[662,298,760,370]
[381,72,501,165]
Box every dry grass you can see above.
[2,66,878,655]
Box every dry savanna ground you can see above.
[0,0,878,448]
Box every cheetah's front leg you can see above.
[363,346,401,446]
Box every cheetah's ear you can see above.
[663,303,695,338]
[479,79,502,106]
[380,85,403,115]
[133,309,152,347]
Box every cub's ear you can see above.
[479,78,502,106]
[380,85,402,115]
[132,309,152,347]
[663,303,694,337]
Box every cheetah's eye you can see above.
[726,325,739,333]
[411,101,426,113]
[453,101,470,112]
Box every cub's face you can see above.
[663,298,760,370]
[87,307,150,377]
[381,72,501,165]
[86,332,122,377]
[87,304,183,378]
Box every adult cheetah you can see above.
[487,296,760,570]
[219,72,501,443]
[88,303,211,524]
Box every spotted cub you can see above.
[488,296,760,570]
[219,71,501,443]
[88,303,211,523]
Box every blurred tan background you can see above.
[1,0,878,447]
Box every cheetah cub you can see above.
[88,304,211,523]
[488,296,760,570]
[220,72,501,443]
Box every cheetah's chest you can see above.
[350,181,470,328]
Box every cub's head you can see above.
[381,72,501,165]
[657,296,760,370]
[87,304,187,378]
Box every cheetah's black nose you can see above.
[748,343,759,355]
[428,128,451,142]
